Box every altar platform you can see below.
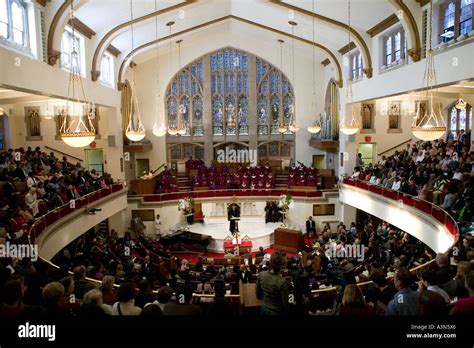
[187,219,280,253]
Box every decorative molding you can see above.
[68,17,96,39]
[338,41,356,55]
[363,68,373,78]
[47,0,72,66]
[321,58,330,66]
[360,129,376,134]
[366,14,399,37]
[106,45,121,57]
[35,0,48,7]
[387,128,403,133]
[117,15,343,89]
[269,0,372,79]
[91,70,101,82]
[415,0,430,6]
[92,0,196,78]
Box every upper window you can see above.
[60,26,85,76]
[440,0,473,43]
[350,51,363,80]
[100,52,114,86]
[383,27,406,66]
[448,103,472,139]
[0,0,28,47]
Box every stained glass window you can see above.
[443,2,456,42]
[1,0,28,47]
[166,58,203,136]
[385,36,392,65]
[460,0,473,35]
[449,104,472,139]
[210,48,249,136]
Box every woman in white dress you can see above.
[154,214,162,240]
[25,187,39,217]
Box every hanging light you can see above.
[0,107,4,116]
[276,38,287,134]
[125,0,146,142]
[165,22,179,136]
[288,21,299,133]
[152,0,166,137]
[307,0,321,134]
[60,0,95,148]
[339,0,360,136]
[411,0,446,141]
[43,100,53,120]
[175,39,187,136]
[455,98,467,110]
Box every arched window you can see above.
[448,103,472,139]
[0,0,28,47]
[166,58,203,136]
[256,58,294,135]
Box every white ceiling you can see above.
[68,0,396,66]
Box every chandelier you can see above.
[288,21,299,133]
[307,0,321,134]
[43,100,53,120]
[339,0,360,136]
[455,98,467,110]
[411,0,446,141]
[125,0,146,142]
[60,0,95,148]
[152,0,166,137]
[176,39,187,136]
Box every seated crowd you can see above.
[0,147,113,245]
[2,209,472,317]
[350,138,473,224]
[154,166,178,193]
[288,162,319,187]
[187,160,275,190]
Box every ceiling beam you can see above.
[338,42,356,55]
[367,14,399,37]
[321,58,330,66]
[68,17,95,39]
[268,0,373,79]
[91,0,196,82]
[106,45,121,58]
[116,15,343,90]
[36,0,48,7]
[415,0,430,6]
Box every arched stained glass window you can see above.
[211,48,249,136]
[256,57,294,135]
[448,103,472,139]
[166,58,203,136]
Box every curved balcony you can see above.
[340,178,459,254]
[30,184,127,260]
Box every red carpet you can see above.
[172,248,295,264]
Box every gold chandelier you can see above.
[411,0,446,141]
[455,98,467,110]
[60,0,95,148]
[125,0,146,142]
[152,0,166,137]
[339,0,360,136]
[307,0,321,134]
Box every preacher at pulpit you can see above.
[228,203,240,235]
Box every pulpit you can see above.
[130,177,155,194]
[272,227,303,253]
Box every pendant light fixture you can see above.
[125,0,146,142]
[307,0,321,134]
[277,38,288,134]
[43,99,53,120]
[339,0,360,136]
[166,21,179,136]
[59,0,95,148]
[152,0,166,137]
[455,97,467,110]
[288,21,299,133]
[411,0,446,141]
[176,39,187,136]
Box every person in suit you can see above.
[3,176,19,208]
[228,204,240,235]
[237,265,252,283]
[306,216,316,234]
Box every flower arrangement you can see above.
[278,194,294,212]
[178,197,195,215]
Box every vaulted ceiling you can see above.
[44,0,422,88]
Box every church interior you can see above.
[0,0,473,336]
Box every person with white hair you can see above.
[24,187,39,217]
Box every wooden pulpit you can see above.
[272,227,303,253]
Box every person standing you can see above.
[306,216,316,234]
[154,214,162,240]
[256,252,289,315]
[228,204,240,235]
